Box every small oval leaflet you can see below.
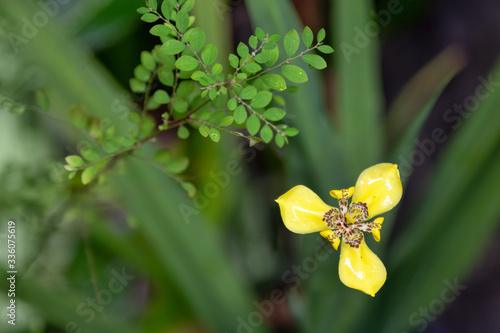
[202,44,218,65]
[250,91,273,109]
[302,26,313,48]
[81,147,101,162]
[302,54,327,70]
[177,126,190,139]
[282,65,308,83]
[241,86,257,100]
[175,55,199,71]
[261,74,286,91]
[246,114,261,135]
[284,29,300,57]
[166,156,189,174]
[81,165,97,185]
[199,124,210,137]
[161,39,186,55]
[260,125,273,143]
[234,105,247,124]
[186,27,206,51]
[209,128,221,143]
[263,107,286,121]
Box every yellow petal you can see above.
[351,163,403,219]
[372,217,384,242]
[320,230,340,250]
[329,187,355,199]
[338,238,387,297]
[275,185,333,234]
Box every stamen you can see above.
[322,207,342,229]
[352,222,374,232]
[343,229,364,248]
[330,187,354,217]
[347,202,369,223]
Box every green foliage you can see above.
[58,0,331,191]
[4,0,500,332]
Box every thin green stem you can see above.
[244,43,323,83]
[189,117,256,142]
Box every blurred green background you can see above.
[1,0,500,332]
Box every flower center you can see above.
[322,188,382,248]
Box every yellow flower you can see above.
[275,163,402,296]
